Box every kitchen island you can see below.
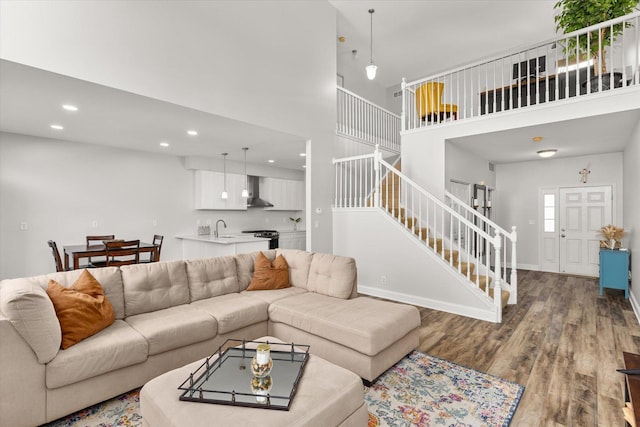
[176,234,269,259]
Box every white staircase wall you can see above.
[333,208,500,322]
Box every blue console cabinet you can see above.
[599,250,630,298]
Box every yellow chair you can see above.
[416,82,458,122]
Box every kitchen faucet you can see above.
[214,219,227,239]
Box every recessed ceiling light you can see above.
[187,130,198,136]
[50,124,64,130]
[268,159,275,163]
[62,104,78,112]
[160,142,170,147]
[532,136,543,142]
[537,149,557,158]
[299,153,306,157]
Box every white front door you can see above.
[559,186,612,276]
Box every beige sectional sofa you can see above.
[0,249,420,427]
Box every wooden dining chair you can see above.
[140,234,164,263]
[105,240,140,267]
[47,240,65,272]
[86,234,115,267]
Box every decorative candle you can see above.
[256,344,270,365]
[251,343,273,378]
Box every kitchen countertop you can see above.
[175,234,270,245]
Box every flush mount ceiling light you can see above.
[365,9,377,80]
[268,159,275,163]
[241,147,249,198]
[221,153,229,199]
[159,142,170,147]
[50,124,64,130]
[62,104,78,112]
[187,130,198,136]
[537,149,557,158]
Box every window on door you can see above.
[543,194,555,233]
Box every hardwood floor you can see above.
[414,269,639,426]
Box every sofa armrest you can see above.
[0,313,47,427]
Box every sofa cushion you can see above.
[241,287,307,305]
[47,270,115,349]
[186,256,239,301]
[125,304,217,355]
[275,249,313,290]
[190,293,268,334]
[121,261,190,317]
[269,293,420,356]
[0,278,61,364]
[46,320,148,389]
[307,253,356,299]
[235,250,276,291]
[247,253,290,291]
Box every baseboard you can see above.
[515,263,539,271]
[630,290,640,325]
[358,285,499,323]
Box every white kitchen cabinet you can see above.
[195,170,248,210]
[260,177,304,211]
[279,231,306,250]
[177,235,269,259]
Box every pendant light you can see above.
[221,153,228,199]
[366,9,377,80]
[241,147,249,198]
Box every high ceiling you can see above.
[330,0,558,87]
[1,1,637,168]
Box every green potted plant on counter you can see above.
[553,0,638,91]
[289,217,301,231]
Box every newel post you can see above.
[493,230,503,322]
[510,225,517,303]
[401,78,407,132]
[373,144,381,208]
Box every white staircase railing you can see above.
[446,191,517,303]
[337,87,401,153]
[333,147,517,321]
[402,11,640,131]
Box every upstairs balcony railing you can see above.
[402,11,640,131]
[337,87,401,153]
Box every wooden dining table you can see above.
[63,242,159,270]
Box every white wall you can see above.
[623,120,640,310]
[0,0,336,252]
[333,209,499,322]
[337,48,388,108]
[0,133,304,279]
[445,142,496,190]
[495,152,624,269]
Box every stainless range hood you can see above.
[246,176,273,208]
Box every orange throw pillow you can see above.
[47,270,115,349]
[247,252,291,291]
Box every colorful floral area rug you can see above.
[42,351,523,427]
[366,351,524,427]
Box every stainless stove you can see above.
[242,230,279,249]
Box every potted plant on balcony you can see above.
[553,0,638,91]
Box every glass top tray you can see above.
[177,339,310,411]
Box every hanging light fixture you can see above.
[221,153,228,199]
[366,9,377,80]
[241,147,249,198]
